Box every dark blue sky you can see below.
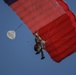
[0,0,76,75]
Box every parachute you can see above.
[4,0,76,62]
[7,30,16,40]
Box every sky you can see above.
[0,0,76,75]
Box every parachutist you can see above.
[4,0,76,62]
[34,33,45,60]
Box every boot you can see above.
[36,52,40,55]
[41,56,45,60]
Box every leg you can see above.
[40,49,45,60]
[35,46,41,55]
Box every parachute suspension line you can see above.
[15,24,23,31]
[46,17,63,42]
[45,19,75,48]
[46,19,61,50]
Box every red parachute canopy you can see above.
[4,0,76,62]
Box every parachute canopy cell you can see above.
[4,0,76,62]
